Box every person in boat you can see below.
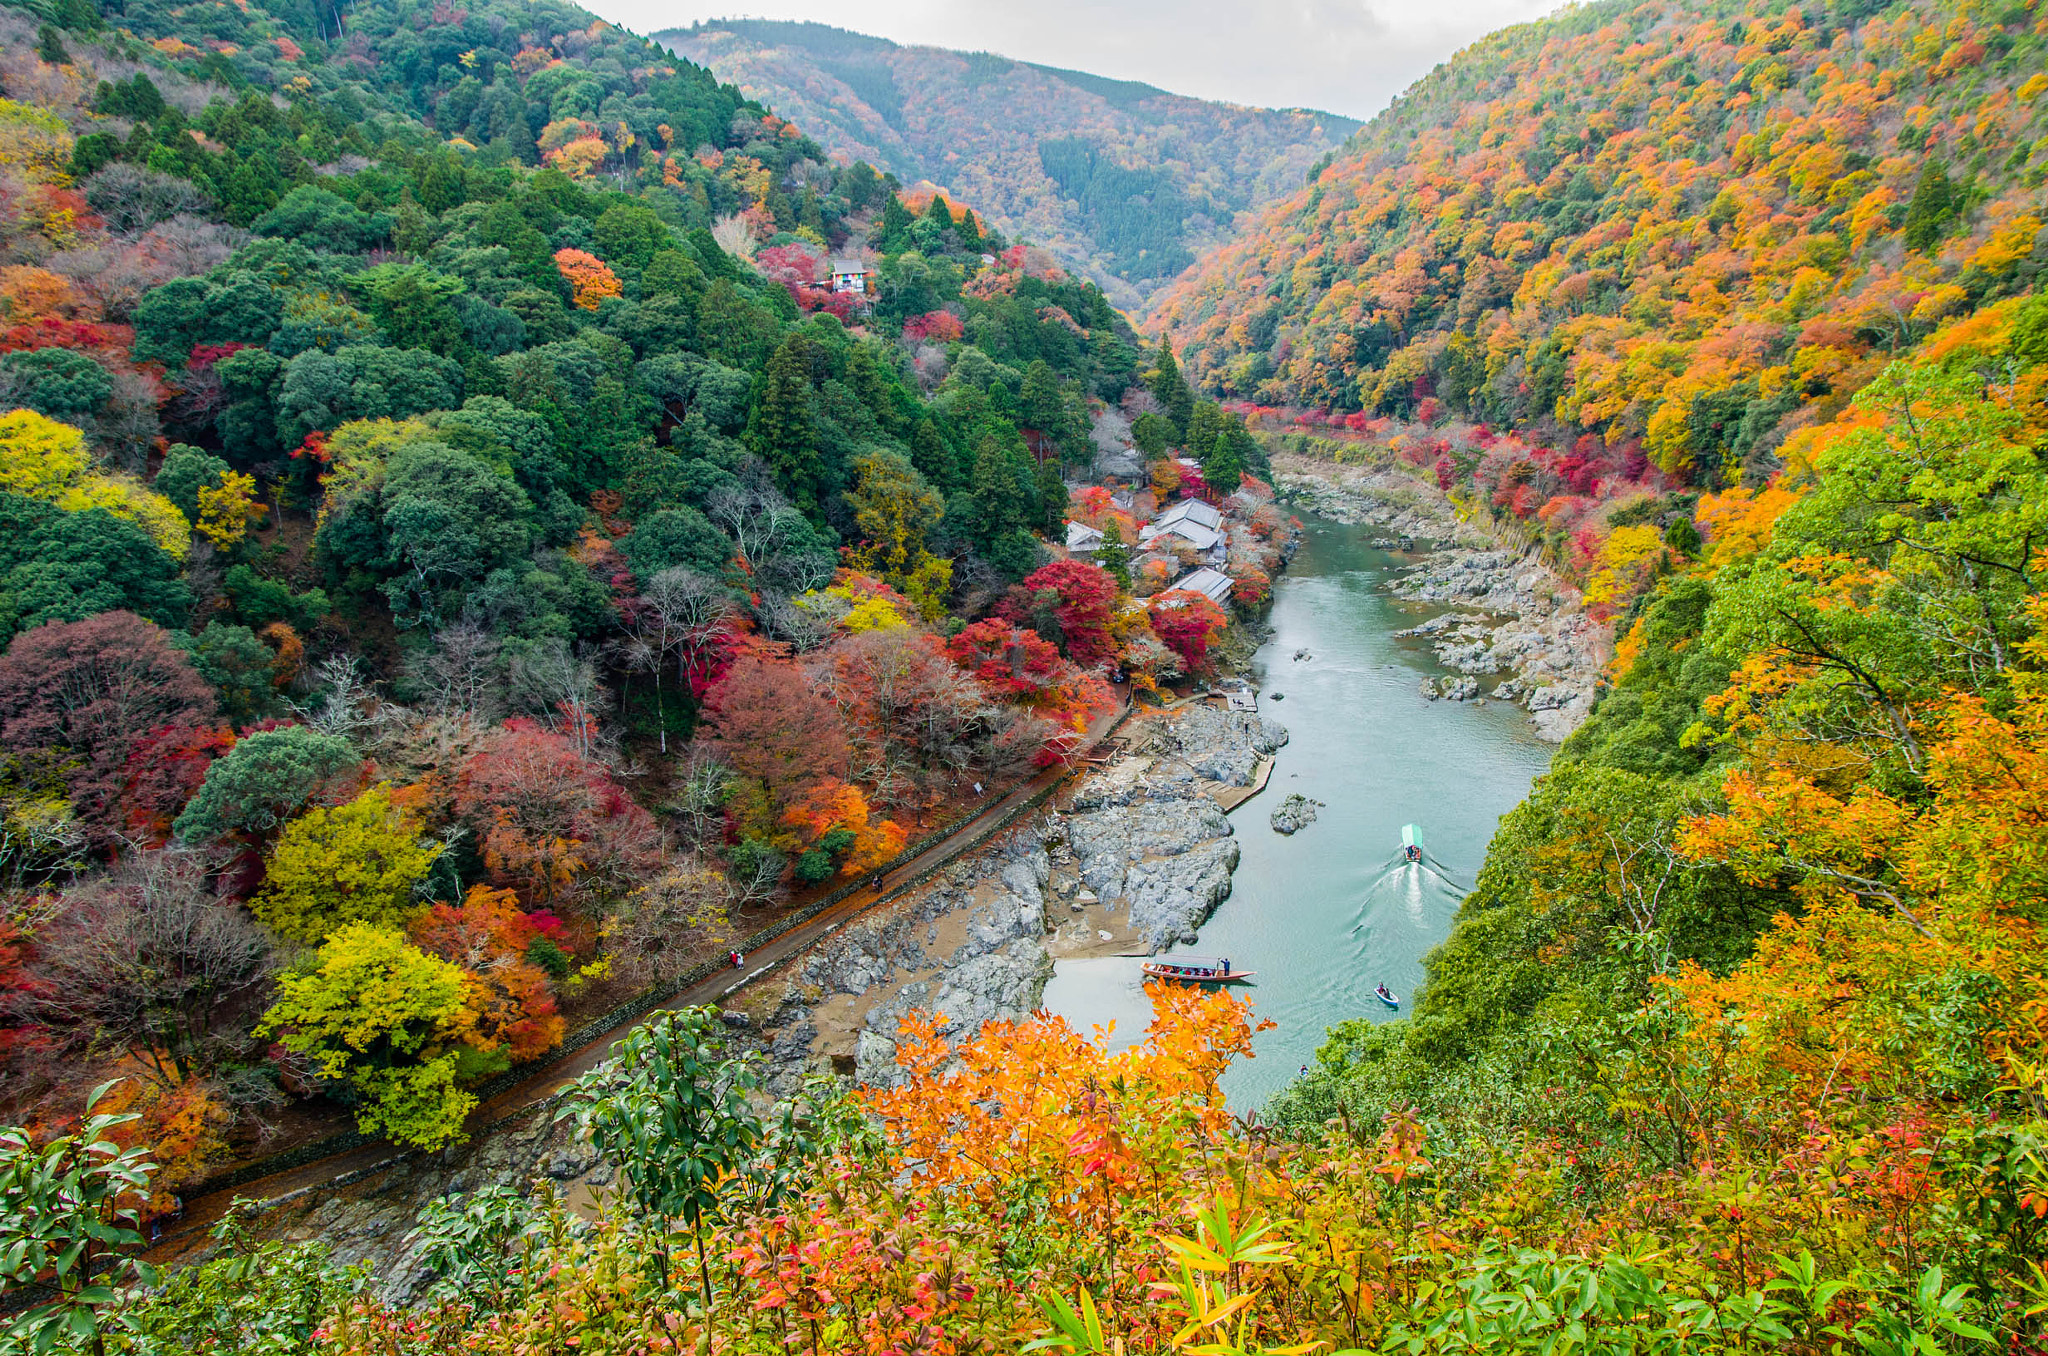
[1374,982,1394,1001]
[1404,844,1423,864]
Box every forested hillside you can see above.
[1158,0,2046,476]
[654,20,1358,310]
[0,0,2045,1349]
[0,0,1299,1229]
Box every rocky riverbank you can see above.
[1271,452,1604,742]
[739,700,1286,1090]
[186,700,1285,1299]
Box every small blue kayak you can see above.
[1374,985,1400,1009]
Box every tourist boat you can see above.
[1142,955,1255,984]
[1401,823,1425,864]
[1374,983,1400,1009]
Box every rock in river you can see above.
[1269,793,1321,835]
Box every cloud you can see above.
[590,0,1562,119]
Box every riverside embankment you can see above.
[1043,476,1573,1108]
[175,461,1588,1293]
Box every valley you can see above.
[0,0,2040,1348]
[653,20,1358,310]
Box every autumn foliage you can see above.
[552,248,622,310]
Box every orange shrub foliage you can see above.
[553,248,621,310]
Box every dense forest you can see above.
[0,0,1300,1310]
[655,20,1359,309]
[0,0,2045,1349]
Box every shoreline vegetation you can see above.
[239,451,1585,1299]
[1,0,2045,1344]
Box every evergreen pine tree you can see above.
[1019,360,1078,462]
[953,205,983,251]
[1902,159,1956,253]
[969,432,1032,548]
[1149,338,1195,438]
[1034,458,1068,537]
[1201,415,1258,493]
[221,151,285,227]
[877,195,913,252]
[1097,521,1132,589]
[910,416,959,492]
[841,162,881,211]
[744,335,823,514]
[1184,401,1224,460]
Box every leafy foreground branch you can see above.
[5,962,2038,1355]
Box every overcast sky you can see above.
[590,0,1564,120]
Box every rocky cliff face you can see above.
[728,700,1289,1092]
[768,833,1057,1089]
[1389,550,1602,740]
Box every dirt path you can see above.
[149,693,1137,1255]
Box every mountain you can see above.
[0,0,1168,1198]
[1155,0,2048,482]
[651,20,1359,311]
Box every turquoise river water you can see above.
[1040,513,1557,1110]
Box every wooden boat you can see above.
[1142,955,1255,984]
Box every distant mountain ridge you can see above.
[652,19,1359,311]
[1154,0,2048,481]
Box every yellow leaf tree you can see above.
[0,409,190,554]
[253,786,443,944]
[256,922,498,1149]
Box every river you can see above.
[1041,513,1556,1109]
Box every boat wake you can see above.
[1349,827,1471,987]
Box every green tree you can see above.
[1202,412,1259,492]
[1902,159,1956,253]
[1184,400,1224,461]
[379,442,534,625]
[556,1007,764,1306]
[619,507,733,583]
[744,334,825,514]
[360,265,467,357]
[252,786,442,945]
[176,622,281,727]
[1147,338,1195,437]
[0,349,112,422]
[967,431,1034,550]
[876,194,913,252]
[1132,412,1174,459]
[1020,360,1083,463]
[1035,456,1069,537]
[593,204,673,274]
[251,185,391,253]
[1097,520,1132,589]
[0,497,191,640]
[1704,361,2046,771]
[257,923,493,1150]
[222,564,330,634]
[173,726,358,843]
[0,1082,158,1356]
[152,445,232,524]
